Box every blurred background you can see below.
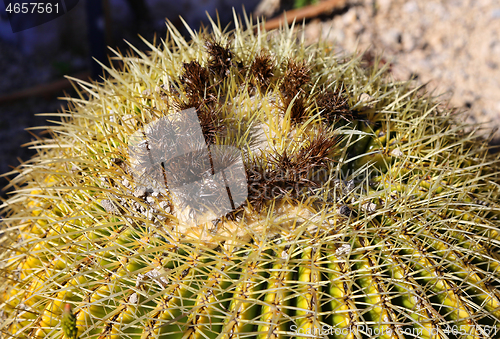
[0,0,499,198]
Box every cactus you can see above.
[62,304,77,339]
[1,13,500,339]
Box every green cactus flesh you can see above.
[2,15,500,339]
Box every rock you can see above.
[381,28,402,46]
[377,0,392,13]
[492,8,500,19]
[101,200,119,214]
[403,1,418,13]
[342,7,358,25]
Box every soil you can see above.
[292,0,500,140]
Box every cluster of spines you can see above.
[140,33,355,218]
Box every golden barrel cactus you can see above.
[1,14,500,339]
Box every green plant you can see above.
[294,0,318,9]
[1,13,500,339]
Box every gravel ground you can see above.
[297,0,500,139]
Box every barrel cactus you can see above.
[1,13,500,339]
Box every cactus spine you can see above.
[1,13,500,339]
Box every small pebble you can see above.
[133,187,147,198]
[361,202,377,213]
[403,1,418,13]
[122,178,131,188]
[390,148,403,157]
[492,8,500,19]
[159,201,170,210]
[129,293,138,305]
[101,200,119,214]
[335,244,351,257]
